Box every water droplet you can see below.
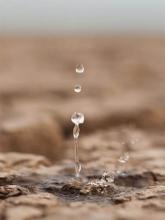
[118,152,130,163]
[75,162,81,178]
[71,112,84,125]
[73,124,80,139]
[75,64,84,74]
[72,64,85,178]
[74,84,82,93]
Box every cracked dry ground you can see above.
[0,36,165,219]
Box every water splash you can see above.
[71,112,84,177]
[118,152,129,163]
[116,152,130,174]
[101,170,115,183]
[71,64,85,178]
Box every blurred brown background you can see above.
[0,1,165,162]
[0,36,165,161]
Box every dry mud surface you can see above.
[0,36,164,219]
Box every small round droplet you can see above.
[74,84,82,93]
[75,64,84,74]
[71,112,84,125]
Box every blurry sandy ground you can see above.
[0,36,165,161]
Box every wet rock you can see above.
[0,152,163,219]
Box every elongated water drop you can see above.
[71,112,84,125]
[75,161,81,178]
[74,84,82,93]
[71,112,84,178]
[73,124,80,139]
[73,129,81,178]
[75,64,84,74]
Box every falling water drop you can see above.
[73,124,80,139]
[75,162,82,178]
[75,64,84,74]
[71,112,84,125]
[74,84,82,93]
[71,112,85,178]
[71,64,85,178]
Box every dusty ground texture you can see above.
[0,36,164,219]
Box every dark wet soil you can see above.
[0,170,163,205]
